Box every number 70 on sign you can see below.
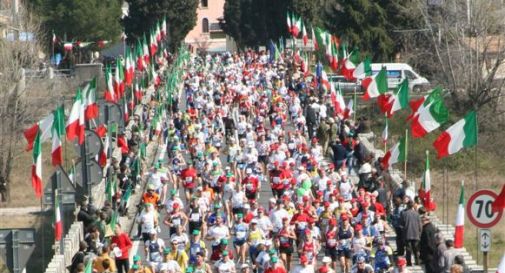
[467,190,503,229]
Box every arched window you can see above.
[201,0,208,8]
[202,18,209,33]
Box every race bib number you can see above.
[190,213,200,222]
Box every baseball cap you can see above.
[163,247,171,254]
[192,229,201,235]
[357,255,366,263]
[133,255,141,262]
[220,238,229,245]
[222,250,229,256]
[397,257,407,266]
[322,256,332,263]
[319,266,329,273]
[186,267,195,273]
[271,256,279,263]
[170,189,178,195]
[300,255,308,263]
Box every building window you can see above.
[201,0,208,8]
[202,18,209,33]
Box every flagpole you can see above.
[404,129,408,181]
[384,114,388,153]
[51,30,55,64]
[353,86,357,122]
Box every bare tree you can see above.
[401,0,505,118]
[0,4,61,203]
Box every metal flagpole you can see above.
[404,129,408,180]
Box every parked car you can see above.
[328,74,362,93]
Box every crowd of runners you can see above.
[71,50,469,273]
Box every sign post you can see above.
[467,190,503,273]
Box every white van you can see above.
[371,63,430,92]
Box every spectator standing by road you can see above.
[400,199,421,266]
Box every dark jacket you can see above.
[400,208,422,240]
[420,222,439,261]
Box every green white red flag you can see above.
[311,27,318,50]
[380,79,409,118]
[104,65,116,102]
[66,89,85,144]
[161,17,167,39]
[409,87,449,138]
[382,118,388,144]
[381,136,407,169]
[343,98,354,120]
[286,11,292,35]
[454,181,465,248]
[291,14,301,37]
[24,112,56,151]
[136,39,145,72]
[419,150,436,211]
[83,77,99,121]
[54,189,62,241]
[302,22,308,46]
[433,111,477,159]
[330,83,346,118]
[362,66,388,101]
[352,56,371,80]
[31,130,42,198]
[341,49,361,81]
[51,106,65,166]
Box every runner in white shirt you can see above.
[214,251,236,273]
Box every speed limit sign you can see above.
[467,190,503,228]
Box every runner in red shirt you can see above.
[242,169,259,201]
[180,161,198,201]
[269,162,284,198]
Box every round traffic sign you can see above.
[467,190,503,228]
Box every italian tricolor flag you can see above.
[54,189,62,241]
[352,56,371,81]
[161,17,167,39]
[31,130,43,198]
[291,15,301,37]
[51,106,65,166]
[104,65,116,102]
[362,66,388,101]
[382,118,388,144]
[433,111,477,159]
[286,11,292,34]
[320,70,330,92]
[302,22,308,46]
[311,27,318,50]
[330,83,346,118]
[83,77,99,121]
[382,79,409,118]
[136,39,146,72]
[454,182,465,248]
[419,150,435,211]
[66,89,85,144]
[24,107,65,166]
[410,87,449,138]
[341,50,361,81]
[343,99,354,120]
[143,34,150,65]
[381,135,407,169]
